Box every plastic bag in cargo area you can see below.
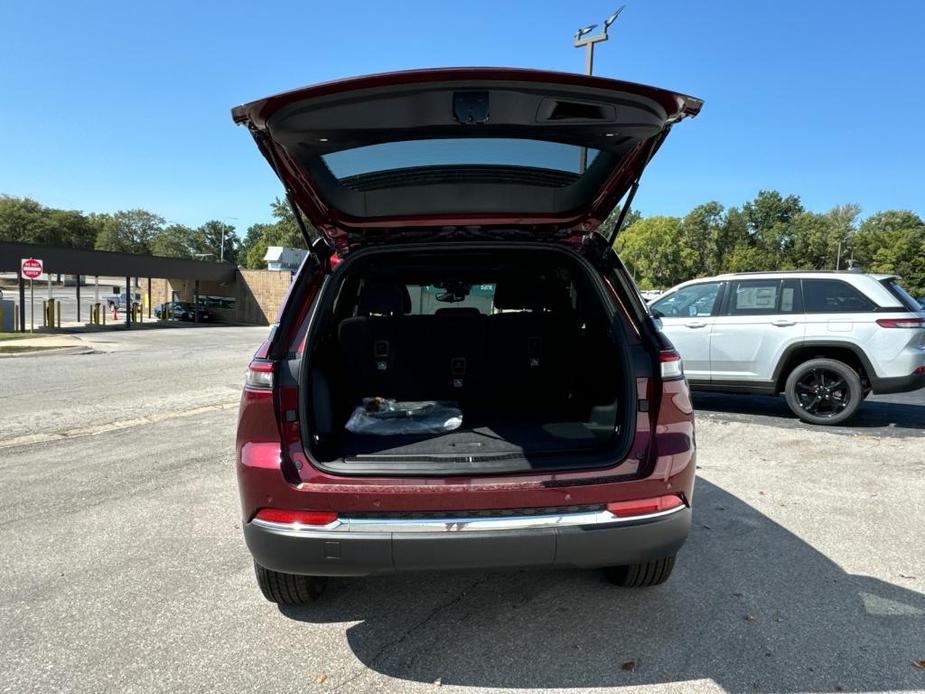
[345,398,463,435]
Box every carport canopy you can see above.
[1,241,237,330]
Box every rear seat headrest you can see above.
[434,307,482,317]
[357,282,410,316]
[492,279,570,312]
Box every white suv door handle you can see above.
[771,319,796,327]
[684,321,708,329]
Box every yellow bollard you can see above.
[102,304,106,326]
[56,301,61,328]
[42,300,47,327]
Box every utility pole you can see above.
[574,6,625,172]
[221,217,238,264]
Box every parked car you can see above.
[232,68,704,604]
[650,271,925,424]
[104,291,141,310]
[155,301,213,322]
[919,296,925,310]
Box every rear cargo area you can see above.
[302,245,634,471]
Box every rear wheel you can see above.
[604,555,676,587]
[784,358,862,425]
[254,562,327,604]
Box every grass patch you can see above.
[0,332,36,341]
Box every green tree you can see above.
[150,223,196,258]
[193,220,239,263]
[742,190,804,268]
[614,216,696,289]
[0,195,98,248]
[600,207,642,241]
[94,209,164,254]
[788,212,838,270]
[680,202,724,276]
[853,210,925,295]
[238,198,309,269]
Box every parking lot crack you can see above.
[331,574,496,692]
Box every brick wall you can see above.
[236,269,292,325]
[148,269,292,325]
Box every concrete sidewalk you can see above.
[0,333,90,356]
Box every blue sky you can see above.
[2,0,923,238]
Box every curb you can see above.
[0,346,97,358]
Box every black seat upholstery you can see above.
[338,282,486,404]
[486,279,577,410]
[338,278,578,411]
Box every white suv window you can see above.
[651,282,721,318]
[725,279,802,315]
[803,279,875,313]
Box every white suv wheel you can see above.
[784,358,863,425]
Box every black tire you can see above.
[784,357,863,425]
[254,562,327,605]
[604,555,676,587]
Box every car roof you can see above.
[667,271,895,286]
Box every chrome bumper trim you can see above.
[250,504,686,534]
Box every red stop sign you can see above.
[21,258,43,279]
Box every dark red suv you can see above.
[233,69,702,604]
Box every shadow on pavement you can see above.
[279,479,924,692]
[692,390,925,434]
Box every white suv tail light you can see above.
[876,318,924,329]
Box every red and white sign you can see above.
[21,257,44,280]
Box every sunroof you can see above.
[322,138,600,179]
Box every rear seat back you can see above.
[337,282,408,400]
[338,284,486,404]
[394,311,486,402]
[486,280,577,409]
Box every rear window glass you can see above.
[802,279,875,313]
[406,284,496,315]
[323,139,600,179]
[880,278,921,311]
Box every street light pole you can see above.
[574,7,625,172]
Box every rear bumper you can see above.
[243,505,691,577]
[870,371,925,394]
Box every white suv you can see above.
[650,272,925,424]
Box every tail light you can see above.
[253,508,338,526]
[607,494,685,517]
[876,318,924,329]
[245,361,274,389]
[659,349,684,380]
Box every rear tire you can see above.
[604,555,676,587]
[254,562,327,605]
[784,358,862,425]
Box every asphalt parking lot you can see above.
[2,326,924,693]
